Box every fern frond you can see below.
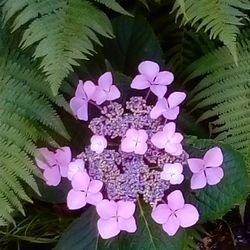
[172,0,250,62]
[2,0,115,94]
[187,39,250,171]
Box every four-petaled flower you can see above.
[70,80,96,121]
[90,135,107,154]
[96,199,137,239]
[67,159,86,181]
[152,190,199,236]
[35,147,71,186]
[161,163,184,185]
[121,128,148,155]
[150,92,186,120]
[67,172,103,209]
[188,147,224,190]
[151,122,183,156]
[92,72,121,105]
[131,60,174,98]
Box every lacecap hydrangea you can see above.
[35,61,224,239]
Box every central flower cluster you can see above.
[35,61,224,239]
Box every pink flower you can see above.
[121,128,148,155]
[152,190,199,236]
[96,199,137,239]
[151,122,183,156]
[90,135,107,154]
[161,163,184,185]
[35,147,71,186]
[92,72,120,105]
[150,92,186,120]
[67,172,103,210]
[131,60,174,98]
[188,147,224,190]
[67,159,86,181]
[70,80,96,121]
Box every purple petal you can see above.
[154,71,174,86]
[43,166,61,186]
[204,147,223,168]
[138,61,159,81]
[191,171,207,190]
[163,122,176,138]
[171,133,183,143]
[117,201,135,219]
[118,217,137,233]
[76,102,88,121]
[151,131,166,149]
[165,142,183,156]
[55,147,71,166]
[107,85,121,101]
[97,218,120,239]
[167,190,185,211]
[134,142,148,155]
[150,98,168,119]
[83,80,96,100]
[150,85,167,98]
[151,204,171,224]
[70,97,85,116]
[138,129,148,142]
[187,158,204,173]
[71,172,90,191]
[162,163,183,175]
[170,174,184,185]
[162,214,180,236]
[90,135,107,154]
[131,75,150,90]
[176,204,199,228]
[98,72,112,90]
[88,180,103,193]
[86,192,103,205]
[168,92,186,108]
[163,107,180,120]
[121,137,135,153]
[35,148,53,170]
[67,159,85,181]
[205,167,224,185]
[59,166,68,178]
[92,87,107,105]
[96,199,117,219]
[67,189,86,210]
[75,81,86,99]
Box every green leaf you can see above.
[185,137,250,222]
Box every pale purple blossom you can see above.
[150,92,186,120]
[35,147,71,186]
[92,72,121,105]
[160,163,184,185]
[121,128,148,155]
[151,122,183,156]
[67,159,86,181]
[90,135,107,154]
[67,172,103,209]
[188,147,224,190]
[151,190,199,236]
[96,199,137,239]
[70,80,96,121]
[131,60,174,98]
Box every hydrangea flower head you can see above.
[151,122,183,156]
[70,80,96,121]
[160,163,184,185]
[90,135,107,154]
[121,128,148,155]
[92,72,121,105]
[67,172,103,209]
[35,147,71,186]
[150,92,186,120]
[188,147,224,189]
[96,199,137,239]
[152,190,199,236]
[131,60,174,98]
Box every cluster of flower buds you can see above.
[35,61,224,239]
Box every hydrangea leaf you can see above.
[184,136,250,222]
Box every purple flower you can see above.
[131,60,174,98]
[67,159,86,181]
[150,92,186,120]
[151,122,183,156]
[151,190,199,236]
[90,135,107,154]
[67,172,103,210]
[35,147,71,186]
[188,147,224,190]
[160,163,184,185]
[70,80,96,121]
[96,199,137,239]
[121,128,148,155]
[92,72,121,105]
